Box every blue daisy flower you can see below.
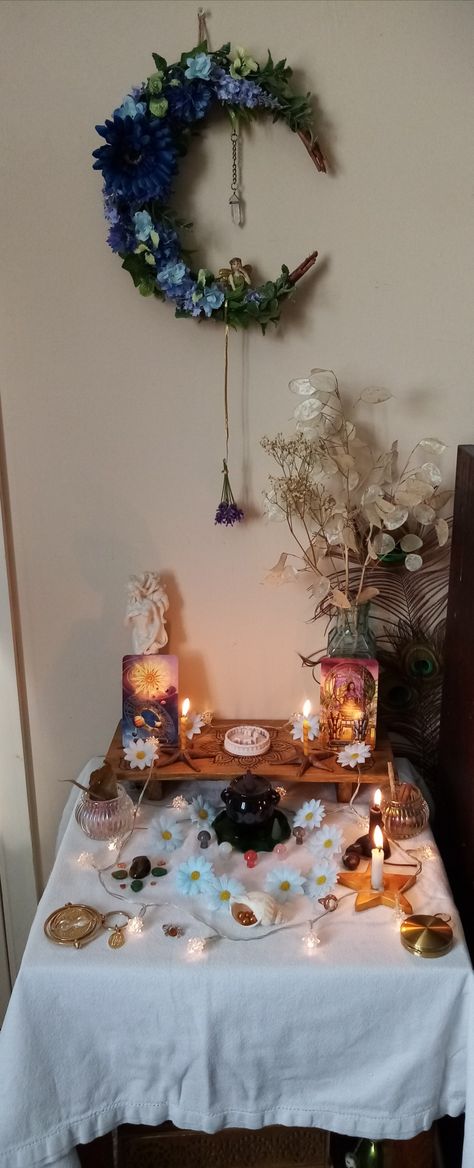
[93,111,178,203]
[264,864,305,903]
[205,874,245,911]
[176,855,215,896]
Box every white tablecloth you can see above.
[0,760,472,1168]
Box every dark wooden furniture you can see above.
[437,445,474,958]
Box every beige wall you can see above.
[1,0,473,881]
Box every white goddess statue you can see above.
[125,572,169,655]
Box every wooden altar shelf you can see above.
[107,720,395,803]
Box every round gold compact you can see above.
[44,903,103,949]
[400,913,453,959]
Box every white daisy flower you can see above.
[187,713,205,739]
[337,743,372,768]
[264,864,306,903]
[309,823,344,858]
[293,798,325,831]
[205,874,245,911]
[154,814,184,852]
[190,795,215,826]
[290,713,320,741]
[304,859,338,899]
[123,737,159,770]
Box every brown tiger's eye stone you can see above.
[129,855,151,879]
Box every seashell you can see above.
[230,891,286,928]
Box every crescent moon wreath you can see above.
[93,39,326,333]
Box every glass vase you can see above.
[382,785,429,840]
[327,602,376,659]
[75,787,135,841]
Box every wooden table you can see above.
[106,720,395,802]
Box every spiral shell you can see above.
[230,891,286,927]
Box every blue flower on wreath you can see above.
[107,220,135,253]
[165,71,213,124]
[191,284,225,318]
[155,222,181,266]
[133,210,154,242]
[115,95,147,120]
[185,52,212,81]
[93,110,178,202]
[213,68,279,111]
[156,261,187,295]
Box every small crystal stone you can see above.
[198,830,211,849]
[274,844,288,858]
[219,842,233,855]
[244,850,257,863]
[229,194,242,226]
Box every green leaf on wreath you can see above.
[152,53,168,74]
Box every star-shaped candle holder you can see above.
[153,743,202,773]
[337,863,416,913]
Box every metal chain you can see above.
[231,130,239,196]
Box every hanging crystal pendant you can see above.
[229,193,242,226]
[229,128,242,225]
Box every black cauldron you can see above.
[221,771,280,827]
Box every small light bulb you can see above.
[77,851,93,868]
[302,927,320,953]
[187,936,206,957]
[128,916,144,935]
[172,795,189,812]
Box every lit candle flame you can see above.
[303,700,311,719]
[182,698,190,718]
[374,788,382,809]
[374,825,383,850]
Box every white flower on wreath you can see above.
[154,814,184,852]
[293,798,325,831]
[187,712,205,739]
[264,865,306,903]
[309,823,344,859]
[190,795,216,826]
[123,737,159,770]
[290,713,320,741]
[304,859,339,899]
[337,743,372,768]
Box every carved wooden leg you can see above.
[336,781,355,803]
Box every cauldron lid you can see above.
[226,770,271,797]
